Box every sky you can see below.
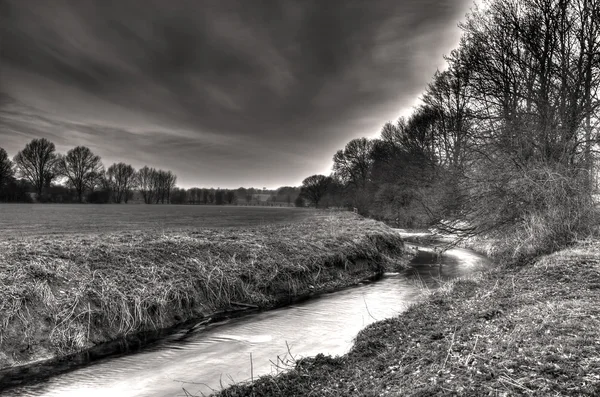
[0,0,472,189]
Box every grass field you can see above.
[0,204,319,239]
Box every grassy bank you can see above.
[218,239,600,396]
[0,212,405,370]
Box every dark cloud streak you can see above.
[0,0,472,188]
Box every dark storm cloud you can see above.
[0,0,471,187]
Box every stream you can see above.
[1,234,490,397]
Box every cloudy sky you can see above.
[0,0,472,189]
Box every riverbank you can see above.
[0,212,406,371]
[218,238,600,396]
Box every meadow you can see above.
[0,204,319,239]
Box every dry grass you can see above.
[0,212,405,370]
[218,239,600,396]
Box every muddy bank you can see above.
[0,213,406,373]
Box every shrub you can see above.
[467,162,597,262]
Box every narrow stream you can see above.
[2,238,490,397]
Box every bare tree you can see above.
[13,138,58,198]
[57,146,104,202]
[300,174,331,208]
[165,171,177,203]
[458,0,600,167]
[106,162,136,203]
[148,169,177,204]
[136,166,157,204]
[0,147,14,188]
[423,63,474,170]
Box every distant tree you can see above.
[136,166,157,204]
[57,146,104,202]
[225,190,236,204]
[300,174,331,208]
[275,186,300,205]
[235,187,247,205]
[151,169,177,204]
[333,138,373,190]
[0,147,14,189]
[87,170,105,193]
[188,187,201,204]
[294,195,305,207]
[106,162,136,203]
[169,187,187,204]
[201,188,209,204]
[165,171,177,203]
[153,170,166,204]
[13,138,58,198]
[215,189,225,205]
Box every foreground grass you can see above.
[218,239,600,396]
[0,212,405,370]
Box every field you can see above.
[0,204,319,239]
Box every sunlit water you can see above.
[2,241,489,397]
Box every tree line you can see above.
[0,139,178,204]
[299,0,600,254]
[0,139,302,205]
[168,186,301,206]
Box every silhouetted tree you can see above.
[275,186,300,205]
[169,187,187,204]
[300,174,331,208]
[188,187,201,204]
[215,189,224,205]
[225,190,236,204]
[136,166,157,204]
[0,147,14,190]
[333,138,375,212]
[151,169,177,203]
[333,138,373,190]
[165,171,177,203]
[106,163,136,203]
[13,138,58,198]
[57,146,104,202]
